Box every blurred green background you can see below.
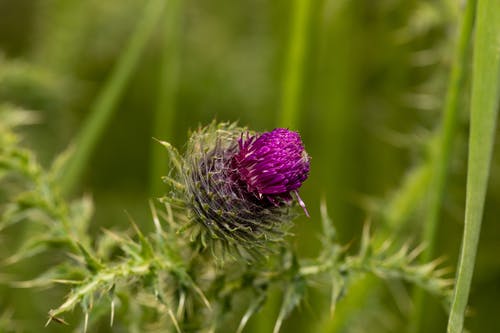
[1,0,499,332]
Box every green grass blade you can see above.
[409,1,476,331]
[149,0,182,196]
[278,0,312,129]
[59,0,166,195]
[447,1,500,332]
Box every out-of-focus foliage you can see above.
[0,113,451,332]
[1,0,499,332]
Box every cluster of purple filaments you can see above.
[232,128,310,216]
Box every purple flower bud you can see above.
[168,123,311,258]
[232,128,310,215]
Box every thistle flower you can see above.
[170,123,310,256]
[232,128,310,216]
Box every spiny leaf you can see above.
[320,199,336,245]
[2,238,49,265]
[346,234,453,300]
[76,243,104,273]
[49,144,75,183]
[68,195,94,235]
[236,292,266,333]
[273,276,306,333]
[448,0,500,331]
[9,264,84,288]
[329,270,345,316]
[125,212,155,259]
[154,138,183,174]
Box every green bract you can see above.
[162,122,298,260]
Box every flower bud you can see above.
[172,123,310,256]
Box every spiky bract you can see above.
[166,123,306,258]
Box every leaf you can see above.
[9,264,84,288]
[329,270,346,316]
[77,243,104,273]
[49,144,75,183]
[69,195,94,235]
[155,138,183,174]
[236,292,266,333]
[125,212,155,259]
[320,199,336,245]
[448,0,500,331]
[273,276,306,333]
[2,237,49,265]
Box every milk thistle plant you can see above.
[0,116,453,333]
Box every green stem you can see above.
[410,1,476,332]
[447,0,500,332]
[278,0,312,129]
[59,0,166,195]
[149,0,182,196]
